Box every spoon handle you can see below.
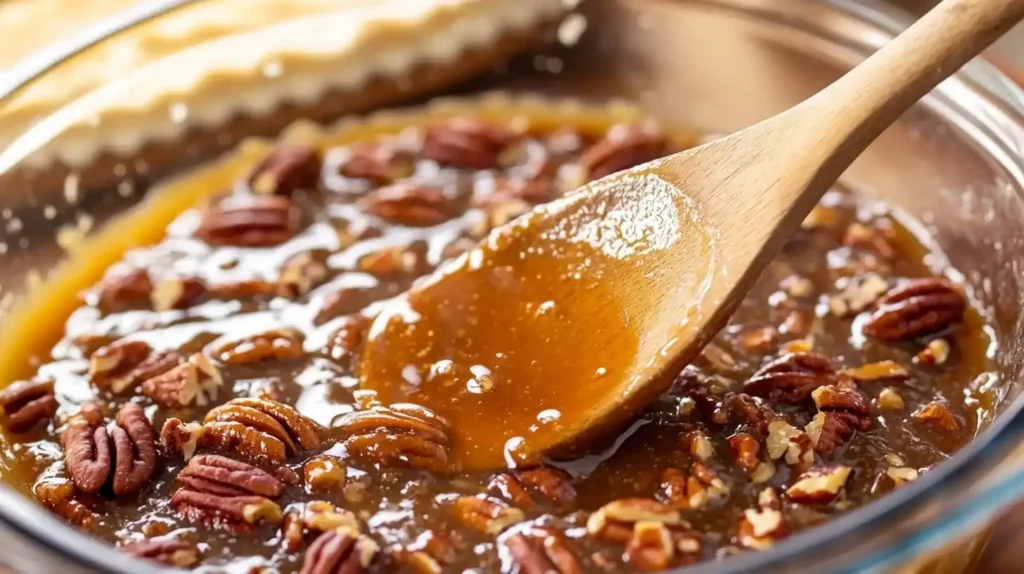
[800,0,1024,185]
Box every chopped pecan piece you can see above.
[282,501,361,551]
[0,378,57,433]
[301,528,379,574]
[325,315,371,363]
[578,124,667,179]
[452,496,524,534]
[743,352,836,403]
[90,341,183,394]
[160,419,205,460]
[337,143,415,183]
[151,277,207,311]
[827,273,889,317]
[877,388,906,411]
[390,530,461,574]
[737,507,786,549]
[786,465,851,504]
[332,403,450,473]
[61,403,157,496]
[914,339,951,366]
[279,251,330,298]
[249,145,322,196]
[212,329,305,365]
[121,538,199,567]
[487,466,576,511]
[843,220,898,259]
[304,456,347,493]
[840,360,909,383]
[420,119,513,169]
[863,278,967,341]
[141,353,222,408]
[95,268,153,312]
[727,433,761,473]
[913,401,960,432]
[727,393,779,434]
[358,183,453,227]
[499,525,582,574]
[656,468,709,510]
[587,499,682,544]
[35,480,96,531]
[625,521,675,571]
[196,194,297,247]
[177,454,284,498]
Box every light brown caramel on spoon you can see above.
[360,0,1024,471]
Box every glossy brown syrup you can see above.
[0,101,996,573]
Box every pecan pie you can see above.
[0,99,994,572]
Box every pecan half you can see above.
[96,268,153,312]
[578,125,667,179]
[35,480,96,531]
[452,496,525,535]
[171,489,282,527]
[249,145,322,196]
[62,403,157,496]
[420,119,513,169]
[807,385,873,455]
[0,378,57,433]
[301,528,379,574]
[499,525,582,574]
[121,538,200,567]
[337,143,415,183]
[487,467,576,511]
[743,352,836,403]
[358,183,452,227]
[213,329,305,365]
[141,353,222,408]
[332,403,450,473]
[863,278,966,341]
[177,454,284,498]
[90,341,182,394]
[196,194,297,247]
[205,398,321,455]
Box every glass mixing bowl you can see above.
[0,0,1023,572]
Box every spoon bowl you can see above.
[359,0,1024,471]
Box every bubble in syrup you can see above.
[503,436,528,469]
[537,409,561,423]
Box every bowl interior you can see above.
[0,0,1023,571]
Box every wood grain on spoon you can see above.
[359,0,1024,471]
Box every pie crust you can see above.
[0,0,567,184]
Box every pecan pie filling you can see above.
[0,102,995,572]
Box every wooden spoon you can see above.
[358,0,1024,471]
